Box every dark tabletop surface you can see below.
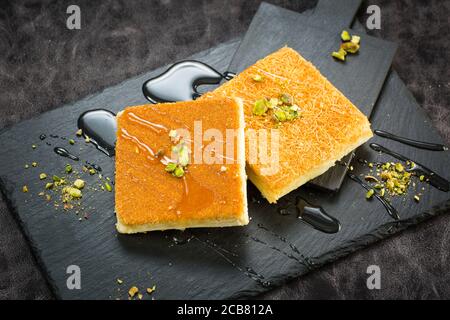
[0,0,448,300]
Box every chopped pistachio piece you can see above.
[340,42,360,54]
[128,286,139,298]
[32,162,37,167]
[88,168,96,175]
[252,74,263,82]
[39,173,47,180]
[66,187,82,198]
[76,129,83,136]
[117,279,123,285]
[419,175,425,181]
[332,51,346,61]
[146,285,156,294]
[173,166,185,178]
[273,109,287,122]
[104,182,112,192]
[73,179,85,189]
[380,188,386,197]
[165,163,177,173]
[45,182,54,189]
[69,139,75,145]
[366,189,375,199]
[268,98,279,109]
[253,99,269,116]
[351,35,361,44]
[414,195,420,202]
[22,186,28,193]
[279,93,293,105]
[65,164,73,174]
[395,163,404,172]
[341,30,351,42]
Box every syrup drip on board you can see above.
[256,223,314,269]
[370,143,450,192]
[374,129,449,151]
[77,109,117,157]
[53,147,79,161]
[296,197,341,233]
[193,235,270,288]
[142,60,235,103]
[347,172,400,220]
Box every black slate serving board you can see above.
[229,2,397,191]
[0,2,449,300]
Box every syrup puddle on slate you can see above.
[142,60,235,103]
[296,197,341,233]
[347,172,400,220]
[53,147,79,161]
[77,109,117,157]
[374,129,449,151]
[370,143,450,192]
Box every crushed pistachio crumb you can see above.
[85,135,90,143]
[252,74,263,82]
[146,285,156,294]
[173,166,185,178]
[253,99,269,116]
[39,173,47,180]
[65,164,73,174]
[414,195,420,202]
[117,279,123,285]
[69,139,75,145]
[73,179,85,189]
[419,175,425,181]
[165,162,177,173]
[341,30,351,42]
[22,186,28,193]
[128,286,139,298]
[32,162,37,167]
[366,189,375,199]
[104,182,112,192]
[45,182,54,189]
[351,35,361,44]
[76,129,83,136]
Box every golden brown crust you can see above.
[115,97,248,233]
[204,47,373,202]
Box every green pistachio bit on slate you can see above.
[73,179,85,189]
[67,187,82,198]
[69,139,75,145]
[105,182,112,192]
[32,162,37,167]
[340,42,360,54]
[39,173,47,180]
[65,164,73,173]
[366,189,375,199]
[351,35,361,44]
[22,186,28,193]
[45,183,54,189]
[173,166,185,178]
[89,168,96,175]
[253,99,269,116]
[341,30,351,42]
[332,51,346,61]
[76,129,83,136]
[178,144,189,167]
[165,163,177,173]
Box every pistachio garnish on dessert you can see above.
[252,93,301,122]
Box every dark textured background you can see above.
[0,0,448,299]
